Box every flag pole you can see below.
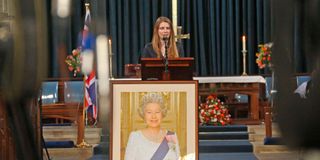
[76,75,91,148]
[76,2,92,148]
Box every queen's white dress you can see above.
[124,130,180,160]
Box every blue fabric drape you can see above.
[78,0,272,77]
[49,1,84,77]
[47,0,311,78]
[177,0,271,76]
[108,0,172,77]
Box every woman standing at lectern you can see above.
[141,16,184,58]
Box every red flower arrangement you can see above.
[256,42,273,69]
[199,94,231,126]
[65,48,82,77]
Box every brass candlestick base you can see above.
[242,72,248,76]
[76,139,92,148]
[109,52,114,79]
[241,50,248,76]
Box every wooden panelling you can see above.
[0,93,41,159]
[0,94,15,160]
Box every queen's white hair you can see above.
[138,92,167,119]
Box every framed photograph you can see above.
[110,80,198,160]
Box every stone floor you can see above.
[255,152,301,160]
[256,150,320,160]
[43,148,92,160]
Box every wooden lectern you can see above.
[140,57,194,80]
[124,64,141,78]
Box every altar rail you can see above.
[195,76,266,125]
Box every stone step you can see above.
[247,124,282,135]
[199,131,249,140]
[93,142,109,155]
[254,152,300,160]
[43,126,101,133]
[242,124,293,154]
[44,137,100,145]
[44,147,93,160]
[88,154,109,160]
[247,124,283,143]
[200,152,258,160]
[249,132,282,142]
[251,141,295,153]
[43,126,102,144]
[199,140,253,153]
[199,125,247,132]
[249,134,267,142]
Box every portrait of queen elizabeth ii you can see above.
[124,93,181,160]
[111,82,197,160]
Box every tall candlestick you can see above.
[242,35,246,51]
[241,35,247,76]
[108,38,113,79]
[172,0,177,40]
[242,50,247,76]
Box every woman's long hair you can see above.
[151,17,179,58]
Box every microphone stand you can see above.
[162,38,170,80]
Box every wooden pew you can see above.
[41,103,84,145]
[40,78,85,145]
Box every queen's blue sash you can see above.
[150,131,174,160]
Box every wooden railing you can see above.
[198,82,265,125]
[263,73,311,138]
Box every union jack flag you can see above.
[82,4,97,120]
[84,71,97,119]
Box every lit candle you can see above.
[108,38,113,78]
[108,38,112,55]
[242,35,246,51]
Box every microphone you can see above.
[162,36,169,74]
[162,36,169,41]
[162,36,169,48]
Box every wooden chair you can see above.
[259,76,272,121]
[41,81,59,123]
[64,81,84,103]
[41,81,59,105]
[62,81,84,125]
[296,75,311,87]
[261,76,272,137]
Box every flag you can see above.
[81,4,97,120]
[81,4,94,50]
[84,71,97,119]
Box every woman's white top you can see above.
[124,130,180,160]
